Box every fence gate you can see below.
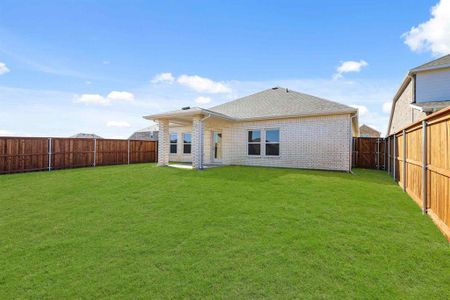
[352,137,386,170]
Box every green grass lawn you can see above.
[0,164,449,299]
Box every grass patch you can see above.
[0,164,449,298]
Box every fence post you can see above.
[393,135,396,180]
[93,138,97,167]
[48,137,52,171]
[127,140,130,165]
[387,136,390,174]
[376,138,380,170]
[422,121,427,214]
[383,138,386,170]
[402,129,406,192]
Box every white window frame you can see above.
[247,129,261,156]
[183,132,192,154]
[170,133,177,154]
[264,128,280,157]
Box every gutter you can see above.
[349,113,358,173]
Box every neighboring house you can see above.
[387,54,450,135]
[144,87,359,171]
[129,125,159,141]
[359,124,380,138]
[70,133,103,139]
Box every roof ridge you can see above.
[209,87,354,111]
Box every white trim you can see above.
[211,130,223,163]
[247,129,262,156]
[264,128,280,157]
[182,132,192,154]
[169,132,178,154]
[411,63,450,73]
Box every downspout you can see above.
[349,113,357,174]
[198,114,211,169]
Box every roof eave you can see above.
[411,64,450,73]
[143,108,236,122]
[387,74,413,135]
[235,110,357,122]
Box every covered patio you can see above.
[144,107,234,169]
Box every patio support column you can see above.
[192,115,204,170]
[157,119,170,166]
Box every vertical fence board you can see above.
[0,137,157,174]
[387,107,450,240]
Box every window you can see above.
[170,133,177,154]
[248,130,261,155]
[265,129,280,156]
[183,133,192,154]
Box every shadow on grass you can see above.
[163,165,397,187]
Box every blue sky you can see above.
[0,0,449,137]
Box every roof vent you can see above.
[181,106,190,110]
[286,88,289,93]
[272,87,279,90]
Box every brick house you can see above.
[387,54,450,135]
[144,87,359,171]
[128,124,159,141]
[359,124,380,138]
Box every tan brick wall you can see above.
[221,114,351,171]
[389,81,426,135]
[157,120,169,166]
[168,114,352,171]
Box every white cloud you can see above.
[0,129,14,136]
[151,72,175,84]
[382,102,392,114]
[106,121,131,128]
[177,74,231,94]
[403,0,450,56]
[0,62,10,75]
[107,91,135,102]
[334,60,368,79]
[76,94,109,105]
[195,96,212,104]
[75,91,134,105]
[350,104,369,116]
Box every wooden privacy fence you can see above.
[352,137,386,170]
[0,137,157,174]
[385,106,450,240]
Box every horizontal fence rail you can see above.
[0,137,157,174]
[352,107,449,241]
[386,107,450,240]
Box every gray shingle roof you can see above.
[128,125,159,140]
[209,87,356,119]
[411,100,450,113]
[410,54,450,72]
[70,133,103,139]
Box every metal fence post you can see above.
[393,135,396,180]
[387,136,390,174]
[93,138,97,167]
[376,138,380,170]
[422,121,427,214]
[48,137,52,171]
[127,139,130,165]
[402,129,406,192]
